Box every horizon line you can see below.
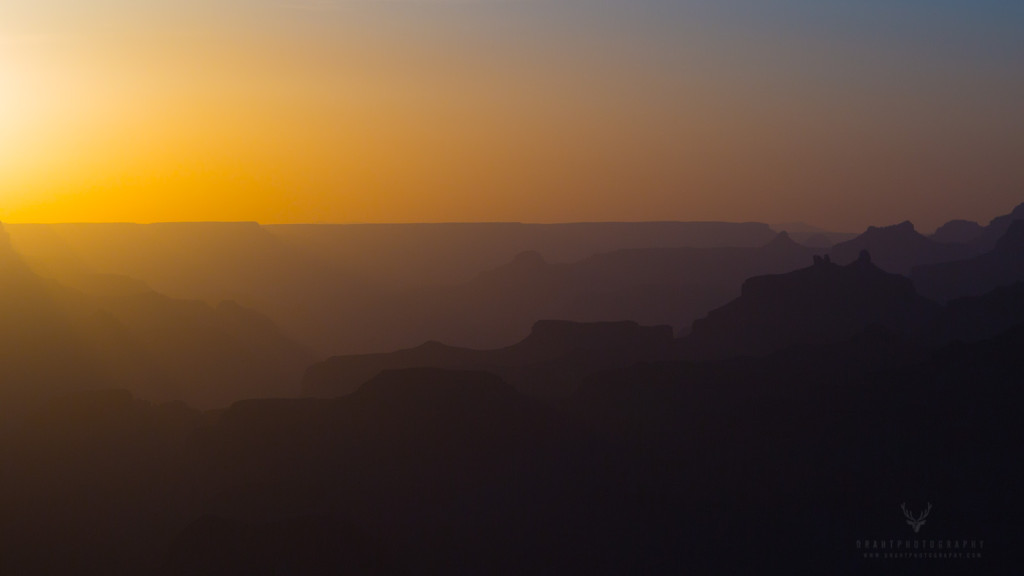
[0,220,857,232]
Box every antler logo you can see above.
[901,502,932,533]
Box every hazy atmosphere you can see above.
[2,0,1022,230]
[1,1,1021,574]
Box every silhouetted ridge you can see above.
[830,220,970,274]
[302,320,674,398]
[878,220,912,234]
[932,219,985,244]
[0,223,317,411]
[5,237,1024,574]
[681,254,939,360]
[6,221,796,355]
[964,201,1024,251]
[913,220,1024,302]
[761,230,803,252]
[993,219,1024,258]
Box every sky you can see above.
[0,0,1022,231]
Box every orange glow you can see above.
[0,5,1021,231]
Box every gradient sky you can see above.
[1,0,1022,231]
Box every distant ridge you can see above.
[680,252,940,360]
[914,220,1024,302]
[303,320,674,399]
[770,222,856,247]
[0,222,316,410]
[830,220,973,274]
[973,202,1024,251]
[926,201,1024,252]
[931,219,985,244]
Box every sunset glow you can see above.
[1,3,1023,573]
[1,1,1022,230]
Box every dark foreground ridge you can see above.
[2,321,1021,574]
